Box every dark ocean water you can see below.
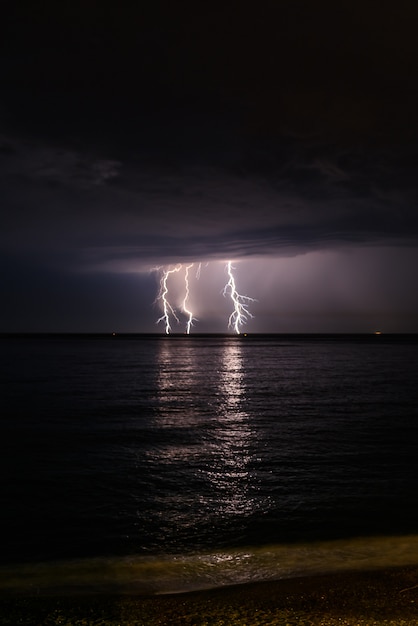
[1,333,418,593]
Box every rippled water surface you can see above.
[1,334,418,590]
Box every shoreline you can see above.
[1,566,418,625]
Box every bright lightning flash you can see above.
[182,263,197,334]
[155,261,255,334]
[156,265,182,334]
[156,264,198,334]
[223,261,256,334]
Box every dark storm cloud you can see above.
[2,125,417,270]
[2,2,418,331]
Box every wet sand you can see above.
[1,566,418,625]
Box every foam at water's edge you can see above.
[2,534,418,596]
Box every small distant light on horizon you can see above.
[374,331,382,335]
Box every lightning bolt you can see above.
[182,263,197,334]
[155,260,254,334]
[156,265,182,334]
[223,261,256,334]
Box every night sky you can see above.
[2,2,418,333]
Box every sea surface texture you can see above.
[1,334,418,593]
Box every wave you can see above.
[2,534,418,596]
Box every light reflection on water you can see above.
[3,335,418,567]
[150,339,263,528]
[138,340,267,551]
[208,341,254,517]
[130,338,273,555]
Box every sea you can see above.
[1,333,418,595]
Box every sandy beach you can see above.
[1,566,418,625]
